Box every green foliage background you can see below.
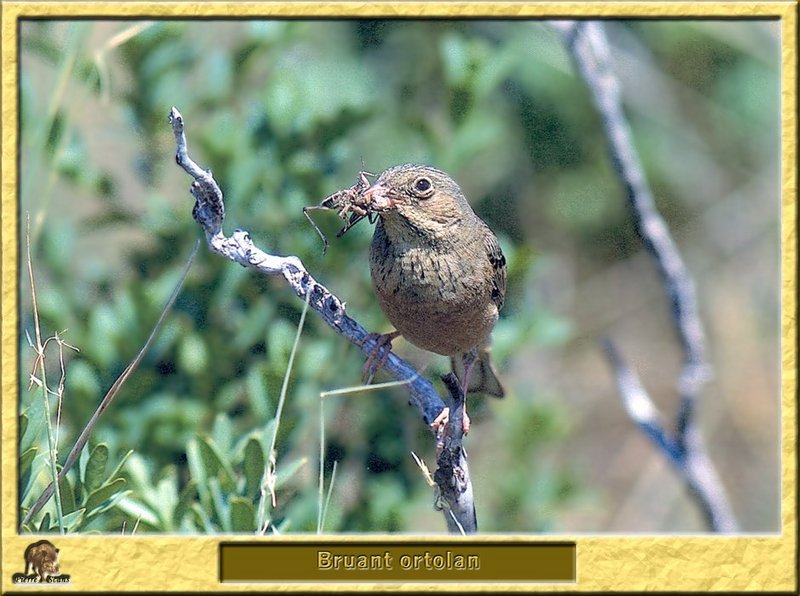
[18,19,780,533]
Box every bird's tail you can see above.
[450,344,505,398]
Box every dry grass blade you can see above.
[319,460,338,534]
[26,214,65,532]
[411,451,435,487]
[94,22,155,106]
[257,289,312,532]
[315,371,424,531]
[20,239,200,528]
[319,373,421,399]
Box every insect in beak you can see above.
[362,183,398,211]
[303,169,381,254]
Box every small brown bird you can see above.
[362,164,507,430]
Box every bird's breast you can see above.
[369,220,497,356]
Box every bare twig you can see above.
[555,21,737,532]
[167,107,476,534]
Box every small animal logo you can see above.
[12,540,70,584]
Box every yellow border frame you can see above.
[1,2,796,592]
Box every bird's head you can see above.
[364,164,474,235]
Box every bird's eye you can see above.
[412,176,433,197]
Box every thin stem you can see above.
[257,289,311,532]
[317,396,325,534]
[321,460,338,533]
[26,215,64,533]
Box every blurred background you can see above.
[18,19,780,533]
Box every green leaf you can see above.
[153,472,178,528]
[38,512,51,533]
[78,443,90,493]
[246,367,270,421]
[186,439,209,507]
[19,413,28,442]
[178,332,209,375]
[115,497,159,529]
[56,508,85,532]
[208,477,230,532]
[73,473,84,508]
[19,396,45,454]
[196,436,236,492]
[20,458,44,506]
[123,452,150,492]
[211,413,234,456]
[58,473,77,515]
[65,360,101,403]
[84,477,126,513]
[243,436,266,498]
[267,320,295,373]
[108,449,134,482]
[19,447,37,493]
[196,437,221,476]
[84,443,109,492]
[230,496,256,532]
[87,304,122,368]
[173,479,197,527]
[85,490,132,521]
[440,32,471,88]
[190,502,215,533]
[86,490,133,520]
[19,447,37,473]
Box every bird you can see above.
[361,163,507,432]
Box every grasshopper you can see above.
[304,169,378,254]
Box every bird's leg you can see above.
[360,330,401,384]
[432,350,478,435]
[458,349,479,434]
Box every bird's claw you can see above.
[430,406,471,436]
[431,407,450,435]
[360,331,400,384]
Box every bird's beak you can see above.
[363,182,398,211]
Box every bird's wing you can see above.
[481,222,507,312]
